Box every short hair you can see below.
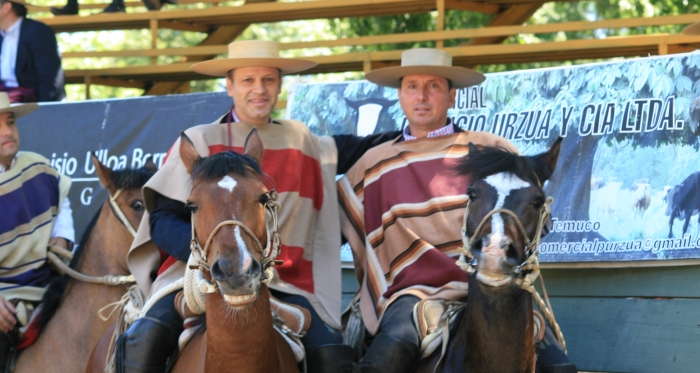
[1,0,27,17]
[398,76,454,90]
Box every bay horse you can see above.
[170,130,297,372]
[13,155,154,372]
[415,138,563,373]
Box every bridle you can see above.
[188,189,282,294]
[107,188,138,237]
[456,185,553,290]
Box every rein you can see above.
[455,194,568,353]
[187,190,283,296]
[47,188,136,286]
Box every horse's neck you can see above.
[460,276,535,373]
[16,202,132,371]
[204,286,280,372]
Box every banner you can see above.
[287,52,700,266]
[19,92,232,241]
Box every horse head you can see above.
[179,130,274,309]
[456,138,562,290]
[92,153,156,237]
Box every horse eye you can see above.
[130,200,144,212]
[467,189,477,200]
[186,202,198,213]
[532,197,544,209]
[258,194,271,205]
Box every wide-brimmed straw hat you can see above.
[0,92,37,118]
[683,21,700,35]
[365,48,485,89]
[190,40,317,77]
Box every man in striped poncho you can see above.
[118,40,399,373]
[0,92,73,370]
[338,48,575,373]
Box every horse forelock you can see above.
[111,166,155,190]
[455,145,551,186]
[191,151,263,185]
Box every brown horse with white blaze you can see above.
[416,138,563,373]
[14,156,154,372]
[170,130,297,373]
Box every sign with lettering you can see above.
[287,52,700,266]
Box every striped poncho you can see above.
[0,151,71,302]
[338,131,516,334]
[128,116,342,329]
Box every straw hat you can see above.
[190,40,317,77]
[365,48,485,89]
[683,21,700,35]
[0,92,37,118]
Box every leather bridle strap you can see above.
[108,188,137,237]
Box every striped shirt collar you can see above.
[230,107,275,124]
[402,120,455,141]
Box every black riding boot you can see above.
[535,323,578,373]
[306,344,356,373]
[0,332,13,373]
[115,317,181,373]
[50,0,78,15]
[101,0,125,13]
[356,334,418,373]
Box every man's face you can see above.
[0,112,19,167]
[398,74,456,129]
[226,66,282,125]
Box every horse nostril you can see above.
[210,258,234,282]
[505,242,520,263]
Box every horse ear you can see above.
[467,142,479,154]
[93,152,116,195]
[243,129,264,165]
[179,132,200,175]
[537,137,563,179]
[143,159,157,173]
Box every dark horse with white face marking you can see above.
[416,138,563,373]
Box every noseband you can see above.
[188,190,282,294]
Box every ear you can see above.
[467,142,480,155]
[243,129,264,165]
[93,152,117,195]
[537,137,563,179]
[179,132,201,175]
[143,158,157,173]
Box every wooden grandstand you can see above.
[27,0,700,97]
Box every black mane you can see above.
[36,165,155,332]
[191,151,263,183]
[455,144,553,185]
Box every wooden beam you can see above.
[158,20,211,33]
[444,0,500,14]
[465,2,545,45]
[436,0,445,48]
[62,13,700,60]
[90,77,147,89]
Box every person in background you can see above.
[0,0,64,102]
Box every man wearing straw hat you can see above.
[0,92,73,370]
[338,48,575,372]
[117,40,399,373]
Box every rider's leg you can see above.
[535,323,578,373]
[269,290,352,373]
[115,292,183,373]
[0,331,14,372]
[356,295,421,373]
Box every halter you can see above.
[107,188,138,237]
[188,190,282,294]
[456,191,553,290]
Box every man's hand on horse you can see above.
[49,237,71,250]
[0,297,17,332]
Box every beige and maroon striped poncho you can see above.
[128,116,342,329]
[338,131,516,334]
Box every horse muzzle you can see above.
[210,257,262,307]
[473,233,519,288]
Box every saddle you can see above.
[413,299,546,359]
[173,291,311,362]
